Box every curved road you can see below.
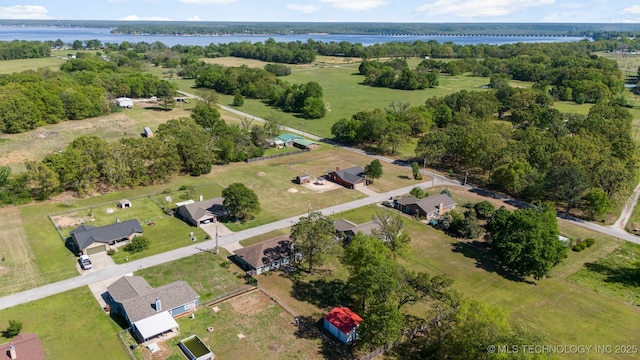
[1,93,638,309]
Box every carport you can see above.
[133,312,179,342]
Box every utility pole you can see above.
[215,223,219,255]
[464,171,469,186]
[308,200,311,217]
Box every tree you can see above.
[371,210,411,257]
[232,90,244,106]
[583,188,610,221]
[25,161,60,200]
[487,203,568,280]
[409,186,427,199]
[302,97,326,119]
[364,159,383,184]
[191,102,223,131]
[342,234,398,311]
[5,320,22,338]
[156,80,176,110]
[123,236,149,253]
[222,183,260,222]
[359,302,404,348]
[290,211,337,272]
[411,161,421,180]
[473,200,496,220]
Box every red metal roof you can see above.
[325,307,363,334]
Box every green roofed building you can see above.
[293,138,320,150]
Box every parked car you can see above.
[79,254,92,270]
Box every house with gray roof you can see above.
[70,219,143,255]
[327,166,366,189]
[175,197,227,227]
[394,193,457,218]
[232,235,302,275]
[107,276,199,342]
[334,218,381,242]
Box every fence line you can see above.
[258,286,298,317]
[117,328,136,360]
[247,149,310,163]
[204,284,258,307]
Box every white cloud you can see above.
[179,0,236,4]
[0,5,50,19]
[319,0,387,11]
[187,15,202,21]
[287,4,321,13]
[120,15,172,21]
[623,5,640,15]
[417,0,554,18]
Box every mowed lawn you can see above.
[0,56,67,74]
[0,287,124,360]
[256,187,640,360]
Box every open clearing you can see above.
[0,107,192,173]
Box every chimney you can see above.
[8,344,16,360]
[155,298,162,312]
[336,166,341,171]
[438,202,444,216]
[199,194,203,202]
[116,218,120,223]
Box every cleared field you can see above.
[0,56,66,74]
[0,287,124,360]
[256,188,640,360]
[0,207,44,296]
[0,106,192,173]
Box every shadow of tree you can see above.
[583,262,640,288]
[291,278,351,309]
[294,315,357,360]
[451,240,535,284]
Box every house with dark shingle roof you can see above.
[324,307,362,344]
[232,235,302,275]
[327,166,366,189]
[334,218,381,242]
[71,219,143,255]
[107,276,199,342]
[175,197,226,227]
[394,193,457,218]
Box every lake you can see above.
[0,26,587,47]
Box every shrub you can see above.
[123,236,150,253]
[220,260,231,268]
[106,249,115,256]
[584,238,595,247]
[5,320,22,337]
[572,245,582,252]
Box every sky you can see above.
[0,1,639,23]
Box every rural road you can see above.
[0,179,449,310]
[1,93,638,309]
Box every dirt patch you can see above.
[51,214,95,229]
[302,177,342,193]
[227,291,273,315]
[287,188,298,193]
[141,341,171,360]
[256,172,267,177]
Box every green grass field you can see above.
[568,241,640,305]
[0,287,124,360]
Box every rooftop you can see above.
[0,333,46,360]
[325,307,363,334]
[71,219,143,250]
[233,235,297,270]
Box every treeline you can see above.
[0,40,50,60]
[195,64,326,118]
[103,21,640,36]
[359,58,439,90]
[0,54,175,134]
[1,101,280,203]
[416,88,635,218]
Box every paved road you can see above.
[2,94,639,309]
[0,180,443,310]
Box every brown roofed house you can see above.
[0,333,46,360]
[394,193,457,218]
[175,197,226,227]
[233,236,302,275]
[327,166,366,189]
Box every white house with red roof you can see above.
[324,307,363,344]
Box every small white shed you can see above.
[116,97,133,108]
